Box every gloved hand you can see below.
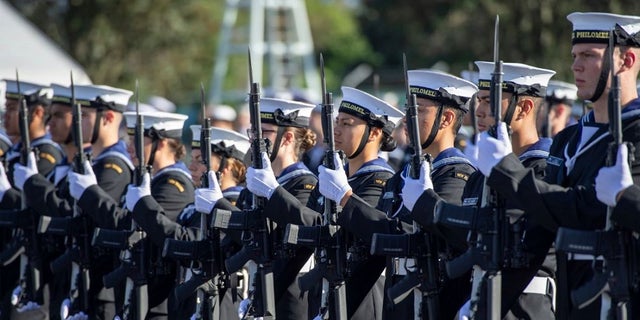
[458,299,471,320]
[13,151,38,191]
[0,165,12,201]
[596,144,634,206]
[238,298,251,319]
[195,171,223,213]
[402,161,433,211]
[246,152,279,199]
[68,160,97,200]
[477,122,512,176]
[464,136,479,167]
[125,172,151,211]
[318,153,351,203]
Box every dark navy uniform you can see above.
[142,162,195,320]
[485,101,640,319]
[270,157,394,320]
[429,138,555,319]
[339,147,475,320]
[75,140,133,319]
[0,135,63,320]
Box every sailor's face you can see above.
[334,112,367,157]
[475,90,513,132]
[405,97,439,146]
[571,43,607,101]
[48,103,73,144]
[80,107,97,144]
[3,99,19,136]
[189,149,221,186]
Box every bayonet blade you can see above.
[493,15,500,63]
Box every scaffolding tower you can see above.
[210,0,320,104]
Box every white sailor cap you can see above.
[123,111,188,139]
[460,70,479,84]
[475,61,556,97]
[259,98,315,128]
[546,80,578,103]
[190,125,250,160]
[408,70,478,112]
[208,104,237,122]
[125,102,161,113]
[59,84,133,112]
[147,96,176,113]
[339,86,404,135]
[3,80,53,106]
[568,12,640,46]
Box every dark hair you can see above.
[166,138,186,161]
[290,127,317,160]
[226,157,247,184]
[380,131,397,152]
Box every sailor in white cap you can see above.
[424,62,557,320]
[541,80,579,137]
[0,80,63,319]
[202,97,318,319]
[121,110,195,319]
[61,84,134,319]
[207,104,237,130]
[476,12,640,319]
[318,71,477,320]
[189,125,249,203]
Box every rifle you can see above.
[210,49,275,319]
[48,72,93,319]
[555,29,636,319]
[94,81,148,320]
[162,84,224,319]
[435,16,506,320]
[282,53,348,319]
[6,70,43,311]
[369,54,439,320]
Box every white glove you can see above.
[246,152,279,199]
[596,144,634,206]
[13,152,38,191]
[402,161,433,211]
[125,172,151,211]
[458,299,471,320]
[238,298,251,319]
[0,165,12,201]
[68,160,97,200]
[476,122,512,176]
[464,136,479,167]
[318,153,351,203]
[195,171,223,214]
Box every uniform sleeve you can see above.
[280,174,318,207]
[612,185,640,232]
[132,196,198,247]
[77,157,132,229]
[486,153,608,231]
[151,174,195,223]
[0,188,21,208]
[35,144,63,177]
[23,174,73,217]
[263,186,321,226]
[351,172,391,206]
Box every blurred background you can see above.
[3,0,640,124]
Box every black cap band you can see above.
[339,100,396,135]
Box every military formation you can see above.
[0,10,639,320]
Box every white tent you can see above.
[0,1,92,85]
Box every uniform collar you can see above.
[153,161,190,180]
[431,147,474,171]
[518,137,552,161]
[345,157,394,178]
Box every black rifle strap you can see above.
[268,126,286,163]
[90,110,103,144]
[347,125,371,160]
[421,105,444,150]
[589,45,612,103]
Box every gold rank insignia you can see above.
[304,184,315,190]
[39,152,56,164]
[104,163,123,174]
[168,178,185,192]
[455,172,469,181]
[374,179,386,186]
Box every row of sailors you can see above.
[0,10,639,320]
